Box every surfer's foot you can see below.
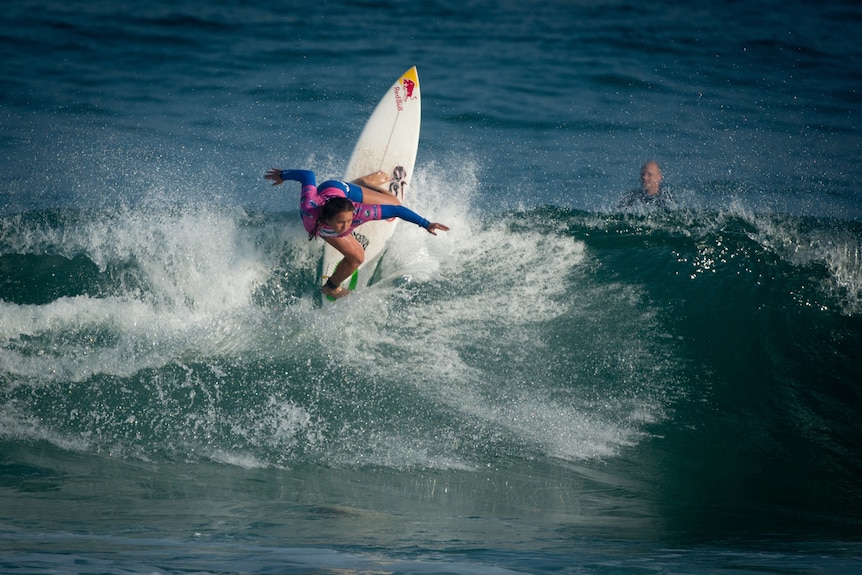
[353,171,392,194]
[358,171,391,187]
[321,284,350,299]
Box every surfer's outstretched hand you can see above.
[426,223,449,236]
[264,168,284,185]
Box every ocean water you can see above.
[2,0,862,573]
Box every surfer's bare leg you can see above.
[358,187,402,205]
[322,234,365,297]
[352,171,390,190]
[352,172,401,202]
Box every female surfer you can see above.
[265,168,449,299]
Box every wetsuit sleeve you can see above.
[380,205,430,229]
[282,170,322,236]
[280,169,316,187]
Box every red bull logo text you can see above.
[394,77,417,112]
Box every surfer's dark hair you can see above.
[311,197,355,240]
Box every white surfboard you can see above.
[320,66,421,299]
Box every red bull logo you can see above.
[394,74,417,112]
[401,78,416,99]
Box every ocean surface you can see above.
[2,0,862,573]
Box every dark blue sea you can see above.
[2,1,862,573]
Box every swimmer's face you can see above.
[641,163,663,195]
[327,211,354,234]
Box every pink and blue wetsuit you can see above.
[280,169,430,238]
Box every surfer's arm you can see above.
[279,169,316,187]
[380,205,429,229]
[379,205,449,235]
[264,168,316,187]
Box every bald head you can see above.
[640,162,663,196]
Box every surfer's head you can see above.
[314,197,355,237]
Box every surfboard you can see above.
[320,66,421,300]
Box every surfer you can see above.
[265,168,449,299]
[618,161,671,208]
